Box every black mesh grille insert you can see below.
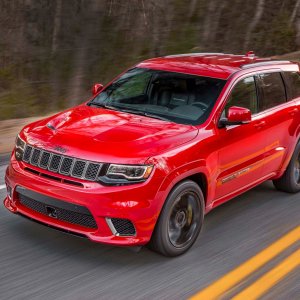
[60,157,73,174]
[30,149,41,165]
[31,149,42,165]
[85,163,101,180]
[19,194,97,229]
[49,154,62,171]
[39,152,51,169]
[72,161,86,178]
[23,145,33,162]
[111,218,136,236]
[19,194,47,214]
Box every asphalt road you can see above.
[0,159,299,300]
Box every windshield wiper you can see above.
[143,112,170,122]
[89,102,170,122]
[88,102,119,111]
[114,107,171,122]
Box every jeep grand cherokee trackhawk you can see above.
[4,52,300,256]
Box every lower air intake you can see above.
[109,218,136,236]
[19,194,97,229]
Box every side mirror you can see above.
[219,106,251,127]
[92,83,104,96]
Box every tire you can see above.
[149,180,204,257]
[273,141,300,193]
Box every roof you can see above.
[137,53,295,80]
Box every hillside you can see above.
[0,0,300,120]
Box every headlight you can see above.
[100,164,153,185]
[15,134,26,161]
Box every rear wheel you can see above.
[273,141,300,193]
[149,180,204,257]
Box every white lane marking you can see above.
[0,184,6,190]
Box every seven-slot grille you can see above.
[22,145,102,182]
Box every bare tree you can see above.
[51,0,62,54]
[188,0,198,19]
[67,0,104,106]
[243,0,265,51]
[290,0,300,25]
[295,0,300,47]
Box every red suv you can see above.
[4,53,300,256]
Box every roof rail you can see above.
[165,53,224,58]
[241,60,291,69]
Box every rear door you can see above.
[256,71,297,176]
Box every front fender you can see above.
[148,157,212,215]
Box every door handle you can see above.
[254,121,266,129]
[288,108,299,116]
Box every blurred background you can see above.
[0,0,300,121]
[0,2,300,299]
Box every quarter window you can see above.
[258,72,286,111]
[225,76,258,116]
[284,71,300,100]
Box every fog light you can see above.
[6,185,12,199]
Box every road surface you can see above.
[0,157,299,299]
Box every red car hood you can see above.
[22,105,199,164]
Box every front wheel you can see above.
[149,180,204,257]
[273,141,300,193]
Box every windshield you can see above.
[89,68,226,125]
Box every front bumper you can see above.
[4,154,166,246]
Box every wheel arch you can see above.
[183,173,208,203]
[276,135,300,179]
[159,166,209,207]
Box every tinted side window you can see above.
[284,71,300,99]
[258,73,286,111]
[225,76,258,116]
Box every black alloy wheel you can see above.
[149,180,204,257]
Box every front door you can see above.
[214,75,269,202]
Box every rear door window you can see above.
[258,72,286,111]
